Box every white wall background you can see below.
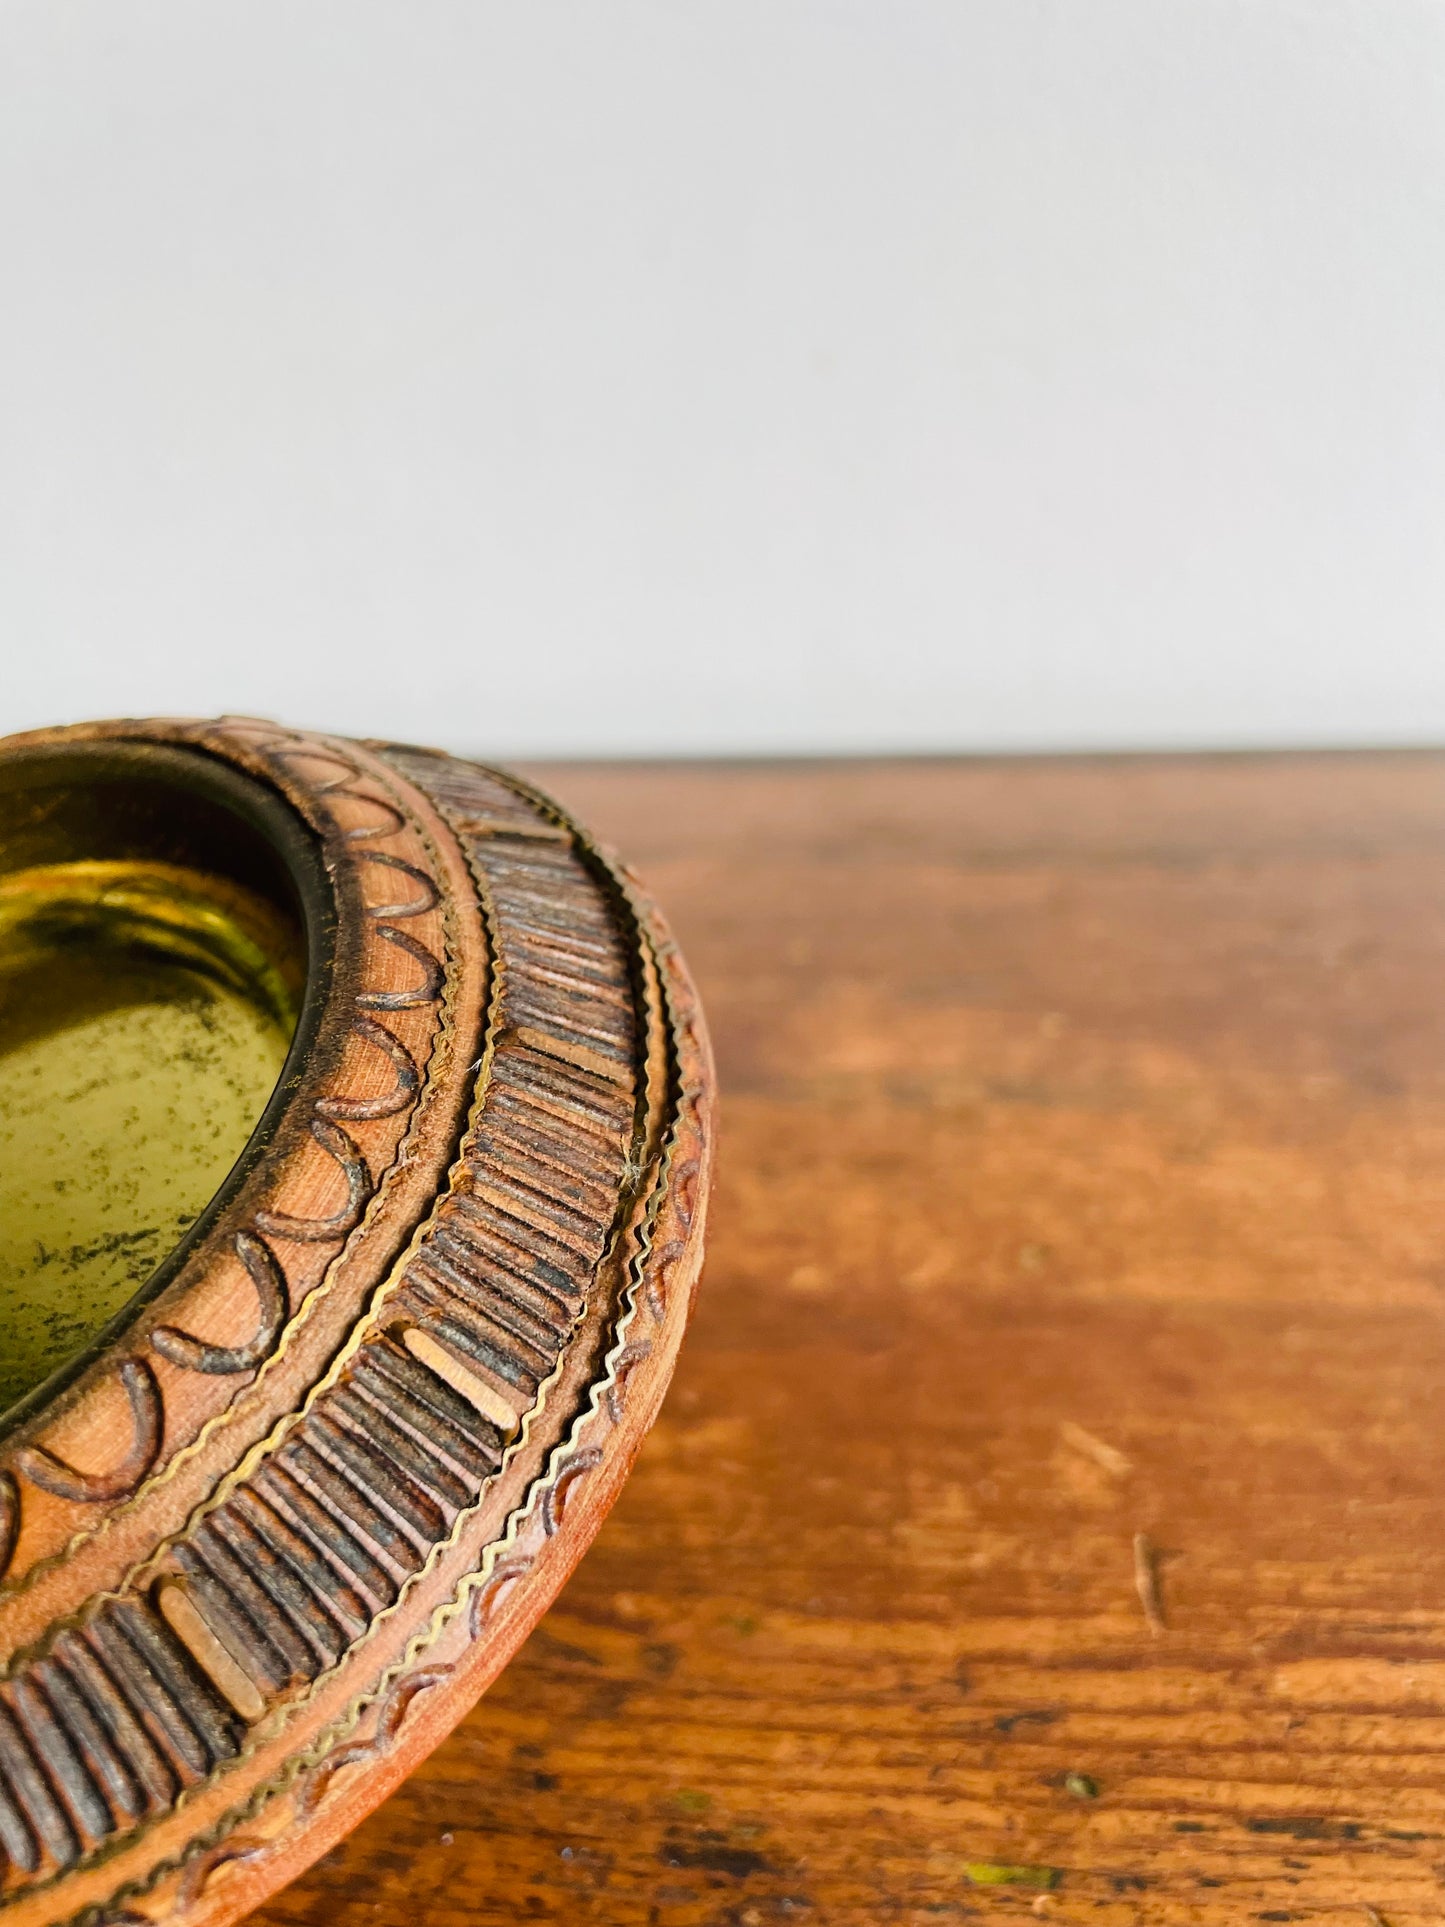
[1,2,1442,757]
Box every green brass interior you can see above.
[0,744,324,1427]
[0,863,303,1413]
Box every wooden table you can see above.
[255,754,1445,1927]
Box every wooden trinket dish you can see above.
[0,716,713,1927]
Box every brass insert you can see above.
[0,859,303,1414]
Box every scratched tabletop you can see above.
[255,754,1445,1927]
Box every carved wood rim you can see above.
[0,720,713,1927]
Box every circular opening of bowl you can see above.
[0,742,327,1423]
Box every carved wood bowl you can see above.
[0,718,713,1926]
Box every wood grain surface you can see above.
[253,753,1445,1927]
